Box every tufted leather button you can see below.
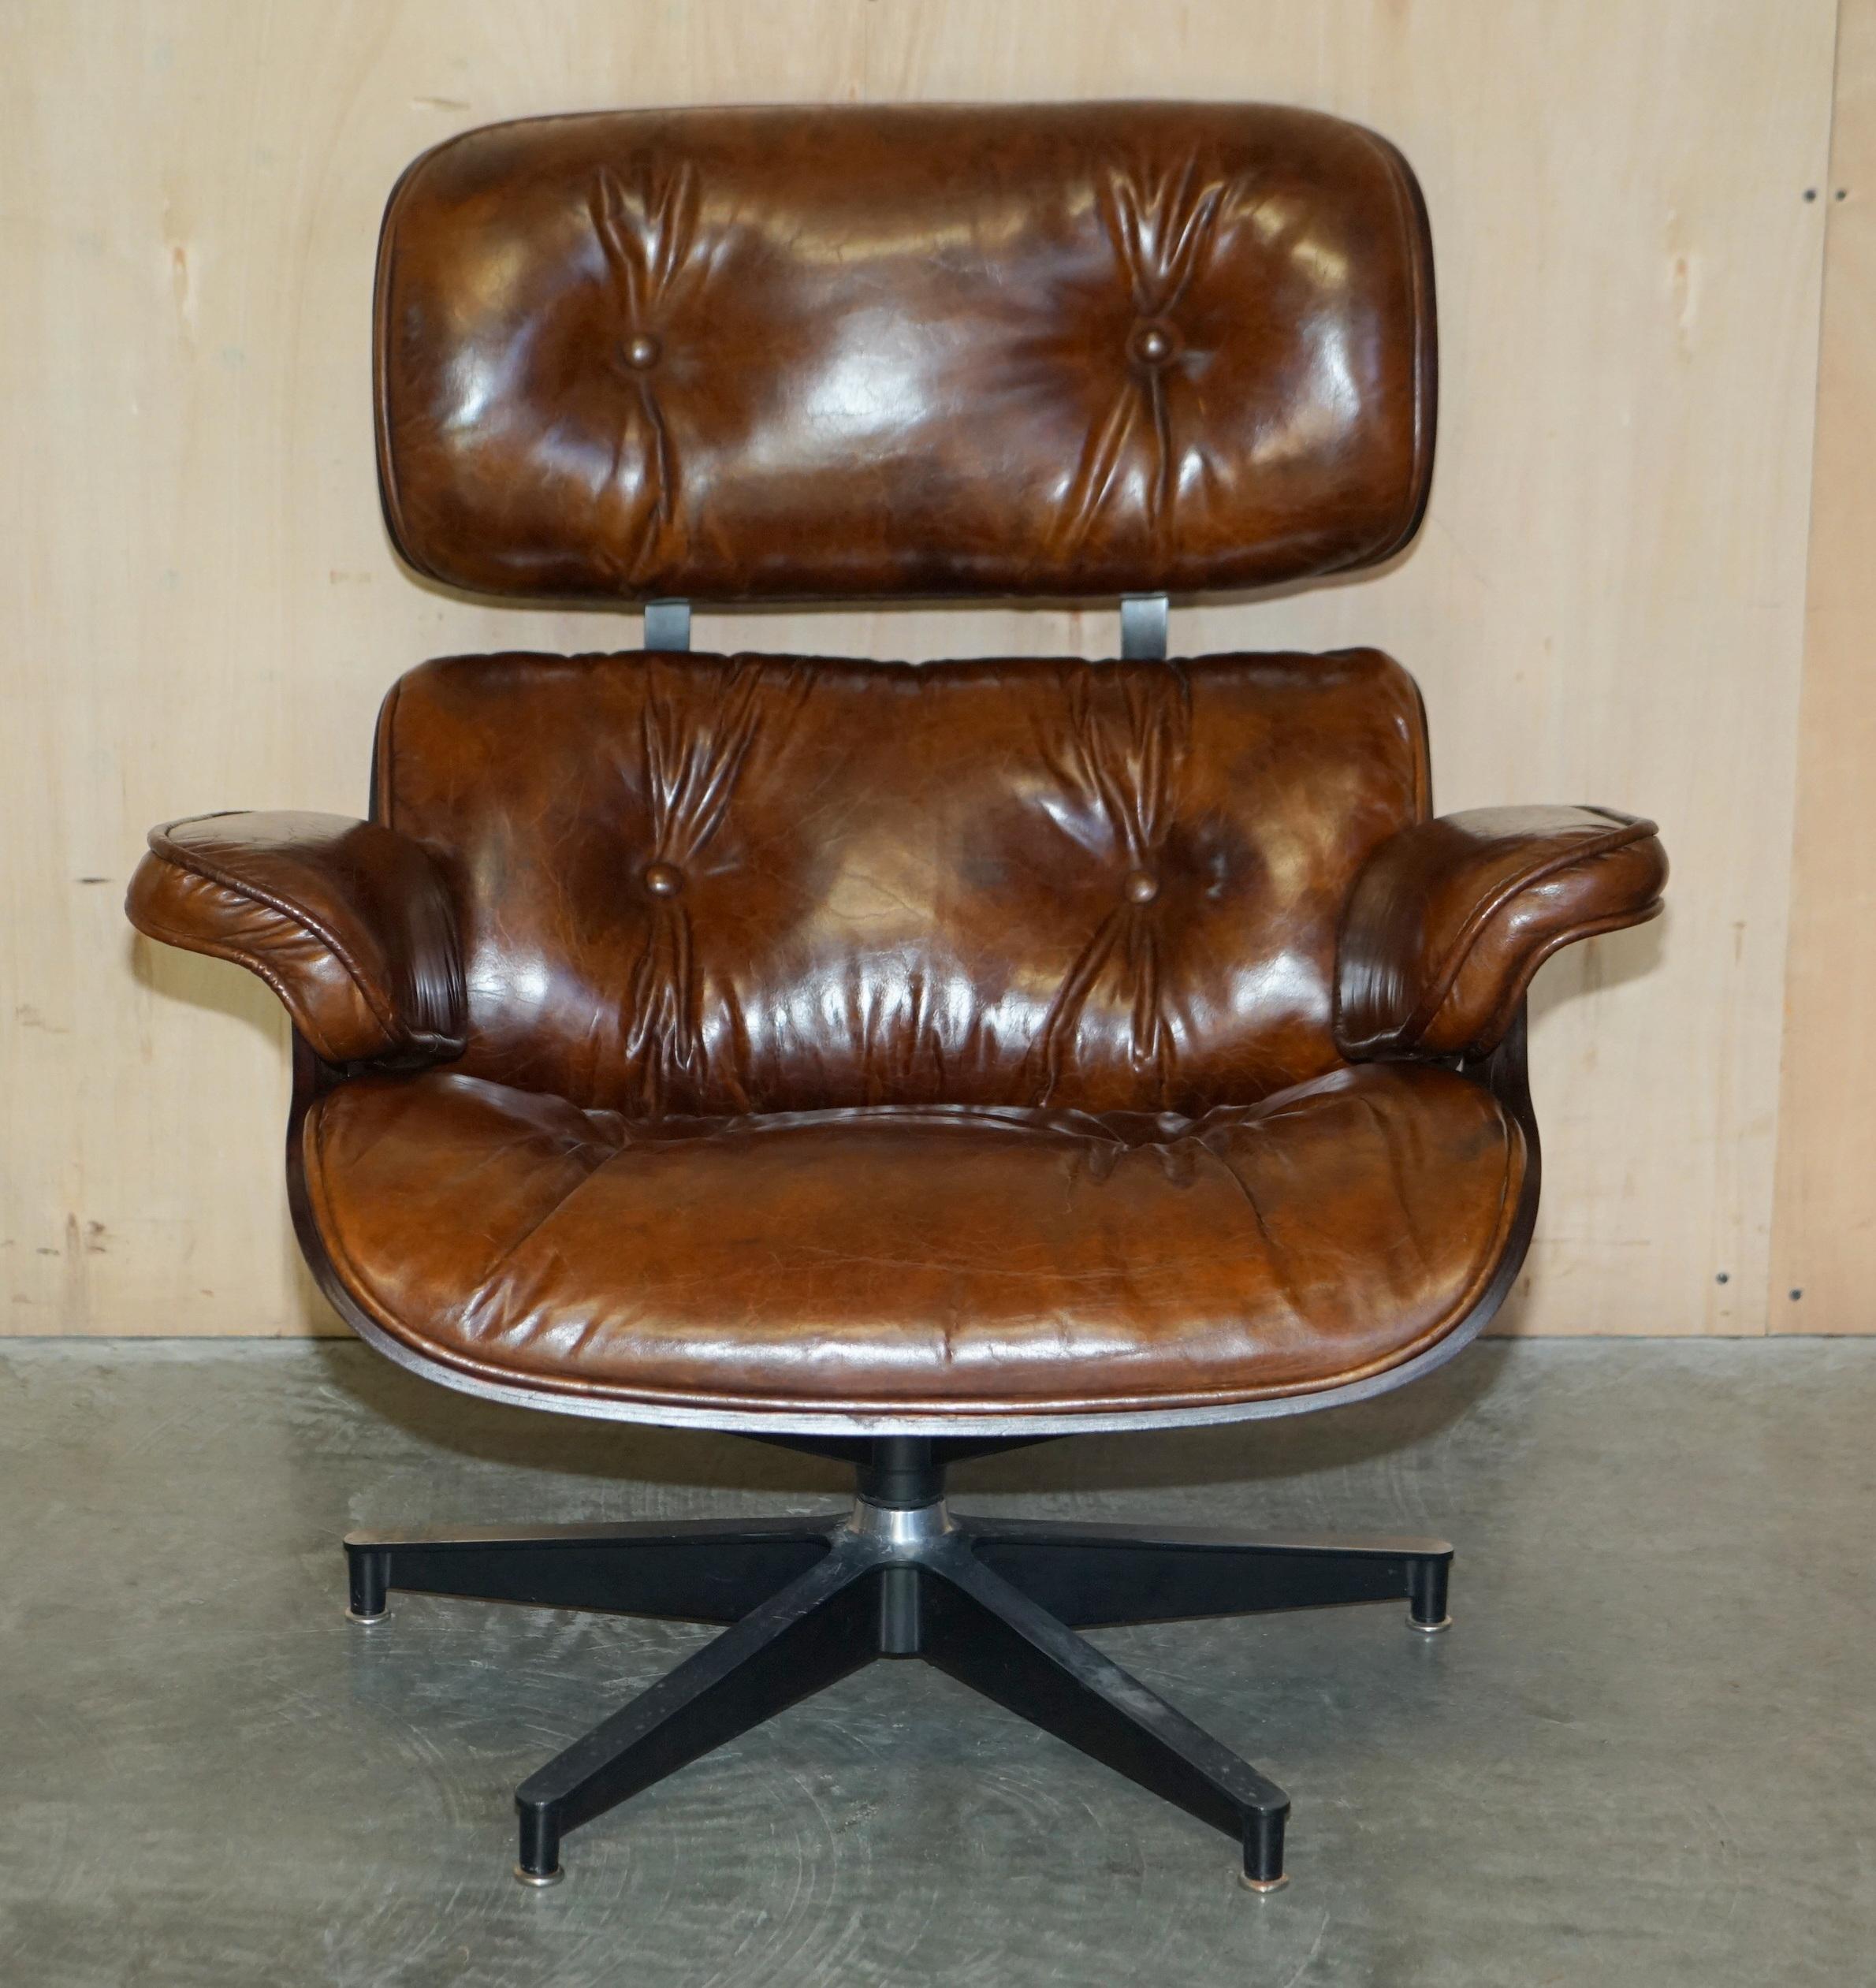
[642,861,683,898]
[621,332,661,370]
[1129,318,1180,367]
[1123,868,1159,905]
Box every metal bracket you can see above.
[1119,594,1168,661]
[643,599,691,652]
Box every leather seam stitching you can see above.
[129,903,367,1065]
[1352,125,1435,566]
[1389,817,1655,1047]
[1461,896,1664,1052]
[146,830,409,1046]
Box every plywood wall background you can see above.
[1772,0,1876,1333]
[1,0,1860,1338]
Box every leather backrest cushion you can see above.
[374,650,1430,1116]
[375,103,1435,603]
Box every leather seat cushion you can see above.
[301,1062,1525,1419]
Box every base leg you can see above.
[343,1516,841,1625]
[964,1517,1454,1633]
[921,1543,1290,1889]
[513,1536,879,1882]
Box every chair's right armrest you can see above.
[126,811,467,1067]
[1335,806,1667,1061]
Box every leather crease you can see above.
[589,160,703,586]
[623,661,769,1116]
[1055,151,1225,557]
[1028,666,1191,1104]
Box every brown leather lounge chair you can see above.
[125,104,1666,1893]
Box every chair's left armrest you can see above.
[126,810,467,1067]
[1335,806,1668,1061]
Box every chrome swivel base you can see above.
[342,1438,1454,1895]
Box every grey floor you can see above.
[0,1338,1870,1986]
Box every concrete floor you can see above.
[0,1338,1870,1986]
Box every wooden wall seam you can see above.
[1769,0,1876,1333]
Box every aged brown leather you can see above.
[372,648,1430,1119]
[126,650,1664,1417]
[128,648,1658,1419]
[126,103,1667,1427]
[126,812,466,1066]
[1336,806,1668,1059]
[300,1062,1524,1417]
[376,103,1435,603]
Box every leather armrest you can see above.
[126,811,467,1066]
[1335,806,1668,1060]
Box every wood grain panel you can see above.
[0,1,1838,1335]
[1770,0,1876,1333]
